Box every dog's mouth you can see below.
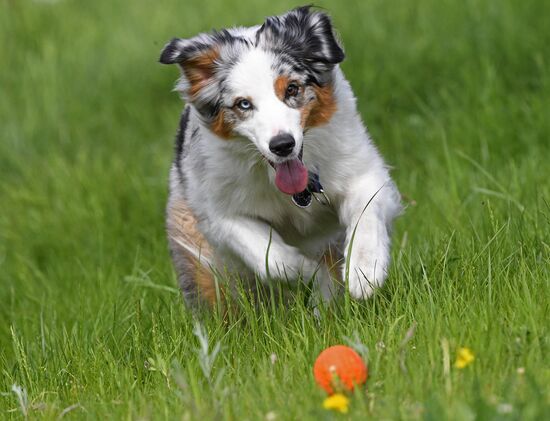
[266,148,309,195]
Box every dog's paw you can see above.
[345,250,389,299]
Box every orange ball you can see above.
[313,345,368,394]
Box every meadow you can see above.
[1,0,549,419]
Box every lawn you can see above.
[1,0,549,419]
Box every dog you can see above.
[160,6,401,307]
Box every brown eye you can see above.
[286,83,300,98]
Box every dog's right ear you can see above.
[159,31,245,115]
[159,37,188,65]
[160,37,217,66]
[159,35,223,102]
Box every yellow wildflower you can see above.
[455,347,475,368]
[323,393,350,414]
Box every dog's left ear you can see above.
[257,6,345,76]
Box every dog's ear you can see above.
[159,31,240,110]
[257,6,344,76]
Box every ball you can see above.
[313,345,368,394]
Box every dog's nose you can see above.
[269,133,296,157]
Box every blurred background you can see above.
[1,0,549,418]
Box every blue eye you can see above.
[236,99,252,111]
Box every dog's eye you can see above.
[286,83,300,98]
[236,99,253,111]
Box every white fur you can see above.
[228,49,304,164]
[172,42,401,302]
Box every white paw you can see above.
[345,250,389,299]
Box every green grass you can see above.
[1,0,549,419]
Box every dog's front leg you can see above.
[210,217,319,282]
[338,173,401,299]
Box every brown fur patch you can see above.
[167,200,211,256]
[211,110,233,139]
[302,84,337,128]
[194,263,217,305]
[274,75,290,101]
[167,198,218,305]
[183,48,220,99]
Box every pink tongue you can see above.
[274,159,309,195]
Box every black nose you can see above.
[269,133,296,157]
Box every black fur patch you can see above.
[174,107,190,183]
[256,6,345,79]
[159,30,245,65]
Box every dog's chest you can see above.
[207,153,344,247]
[241,184,343,249]
[274,202,343,251]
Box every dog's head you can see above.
[160,6,344,194]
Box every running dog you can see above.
[160,6,401,307]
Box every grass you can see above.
[1,0,549,419]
